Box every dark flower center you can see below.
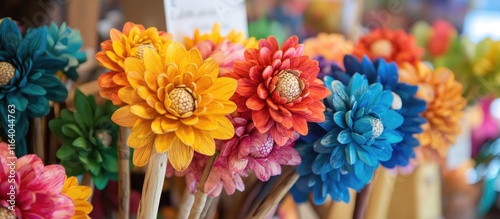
[169,87,196,115]
[369,117,384,138]
[370,39,393,58]
[275,70,304,103]
[0,62,15,86]
[250,135,274,158]
[96,130,112,148]
[0,206,16,219]
[137,43,156,60]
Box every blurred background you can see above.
[2,0,500,218]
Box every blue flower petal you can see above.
[337,129,352,144]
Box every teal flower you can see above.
[0,19,67,155]
[49,89,130,190]
[44,22,86,80]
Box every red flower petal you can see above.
[246,95,266,110]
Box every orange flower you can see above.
[353,28,424,65]
[111,42,237,171]
[302,33,353,65]
[96,22,172,105]
[184,23,258,50]
[399,62,466,156]
[62,176,93,219]
[230,36,330,146]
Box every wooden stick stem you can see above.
[353,181,373,219]
[188,152,218,219]
[177,188,195,219]
[137,152,168,219]
[118,127,131,219]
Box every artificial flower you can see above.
[0,19,68,156]
[96,22,172,105]
[302,33,353,66]
[291,140,365,204]
[0,142,74,218]
[334,56,427,168]
[399,62,466,156]
[61,176,93,219]
[49,89,129,190]
[194,40,245,76]
[293,73,404,203]
[184,23,258,50]
[230,36,330,146]
[353,28,424,65]
[111,42,237,171]
[44,22,87,80]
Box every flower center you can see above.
[369,117,384,138]
[275,70,304,103]
[96,130,112,148]
[391,92,402,110]
[0,62,15,86]
[250,135,274,158]
[137,43,156,60]
[0,206,16,219]
[169,87,196,115]
[370,39,393,58]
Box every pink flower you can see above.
[238,122,301,181]
[0,142,74,219]
[194,40,245,76]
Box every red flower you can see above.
[353,28,424,65]
[230,36,330,146]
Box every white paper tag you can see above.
[164,0,248,42]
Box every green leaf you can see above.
[61,159,85,176]
[62,124,83,138]
[72,136,90,150]
[79,154,91,164]
[102,149,119,173]
[95,116,112,129]
[73,111,88,131]
[74,89,94,128]
[93,107,104,121]
[88,160,101,176]
[56,143,77,160]
[88,95,97,112]
[93,173,109,190]
[48,119,72,142]
[60,109,76,123]
[93,150,103,163]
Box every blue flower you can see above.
[291,140,365,204]
[44,22,86,80]
[292,73,404,204]
[0,19,68,155]
[338,55,427,168]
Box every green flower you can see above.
[49,89,131,190]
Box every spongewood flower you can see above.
[0,142,74,218]
[399,62,466,156]
[96,22,172,105]
[111,42,237,171]
[230,35,330,146]
[353,28,424,65]
[184,23,258,50]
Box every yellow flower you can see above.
[112,42,237,171]
[184,23,258,49]
[399,62,466,156]
[472,38,500,76]
[62,176,93,219]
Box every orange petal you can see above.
[181,116,199,126]
[175,124,195,146]
[246,95,265,110]
[168,138,194,171]
[112,106,139,127]
[198,58,219,79]
[292,115,308,135]
[130,120,154,139]
[161,117,180,132]
[209,116,234,140]
[130,102,158,119]
[193,115,218,131]
[192,129,215,156]
[204,77,237,100]
[132,146,152,167]
[143,48,164,74]
[165,42,187,66]
[252,109,271,133]
[154,132,175,153]
[128,131,154,148]
[124,57,145,76]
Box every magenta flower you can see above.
[0,142,74,219]
[194,40,245,76]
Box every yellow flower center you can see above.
[0,62,15,86]
[370,39,393,58]
[250,135,274,158]
[369,117,384,138]
[0,206,16,219]
[169,87,196,115]
[96,130,112,148]
[137,43,156,60]
[275,70,304,103]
